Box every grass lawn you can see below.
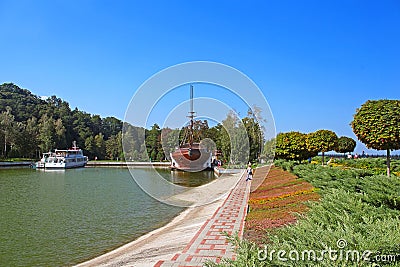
[0,158,35,162]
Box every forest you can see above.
[0,83,264,163]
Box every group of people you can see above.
[347,151,367,159]
[212,158,223,168]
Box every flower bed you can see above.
[244,166,319,243]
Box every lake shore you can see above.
[86,161,171,168]
[75,170,245,267]
[0,161,33,167]
[0,160,171,168]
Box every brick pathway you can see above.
[154,171,251,267]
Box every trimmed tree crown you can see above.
[306,129,338,153]
[335,136,356,154]
[351,100,400,151]
[275,131,318,161]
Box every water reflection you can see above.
[157,169,216,187]
[0,168,184,267]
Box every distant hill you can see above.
[0,83,124,159]
[0,83,45,121]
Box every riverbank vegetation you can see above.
[0,83,264,163]
[209,159,400,266]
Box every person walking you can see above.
[246,163,253,181]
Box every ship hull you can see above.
[35,160,87,169]
[170,147,212,172]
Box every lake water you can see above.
[0,167,214,267]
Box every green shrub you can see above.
[274,159,301,172]
[213,162,400,267]
[335,158,400,175]
[262,189,400,266]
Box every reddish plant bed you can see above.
[244,166,319,244]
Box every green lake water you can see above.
[0,167,214,267]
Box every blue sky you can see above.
[0,0,399,154]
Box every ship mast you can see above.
[188,85,195,146]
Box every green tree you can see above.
[10,120,38,158]
[52,99,73,145]
[106,132,123,160]
[232,125,249,165]
[307,130,338,165]
[0,83,44,121]
[242,114,263,162]
[90,115,103,136]
[102,117,123,139]
[261,138,276,163]
[0,106,15,158]
[85,136,95,159]
[54,118,66,148]
[8,121,26,157]
[335,136,356,157]
[105,135,118,160]
[351,100,400,176]
[146,124,163,161]
[220,112,236,163]
[275,132,315,161]
[0,83,127,159]
[122,123,146,161]
[192,120,209,142]
[94,133,106,159]
[161,127,180,160]
[221,110,249,165]
[38,114,55,153]
[204,123,229,163]
[25,117,39,158]
[72,109,93,148]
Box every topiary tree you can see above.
[335,136,356,157]
[275,131,316,161]
[351,100,400,176]
[306,129,338,165]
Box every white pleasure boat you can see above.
[36,142,88,169]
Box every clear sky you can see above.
[1,0,399,154]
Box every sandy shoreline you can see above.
[75,171,244,267]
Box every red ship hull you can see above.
[170,144,212,172]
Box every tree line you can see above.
[2,84,398,174]
[0,83,124,159]
[275,129,356,164]
[276,99,400,176]
[122,109,265,164]
[0,83,266,163]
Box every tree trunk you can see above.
[322,151,325,166]
[4,134,6,158]
[386,148,391,177]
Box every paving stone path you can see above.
[154,170,251,267]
